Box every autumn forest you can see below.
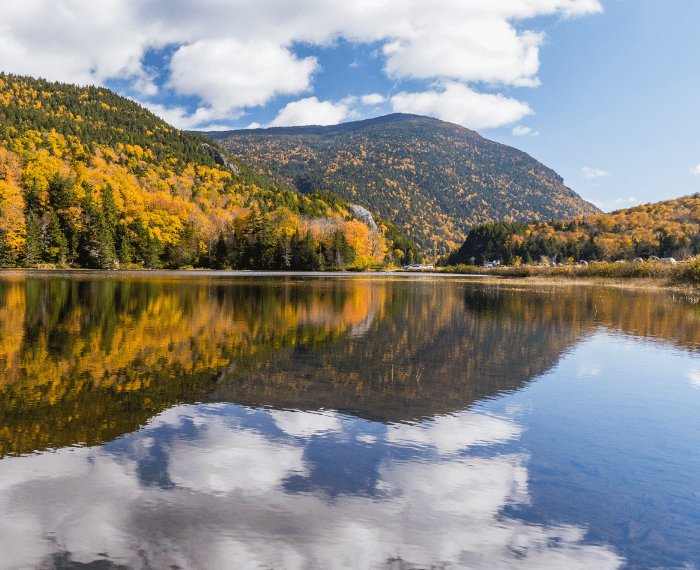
[0,74,420,271]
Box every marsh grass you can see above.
[441,258,700,285]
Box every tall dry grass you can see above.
[440,258,700,284]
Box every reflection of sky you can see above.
[493,332,700,570]
[0,403,623,570]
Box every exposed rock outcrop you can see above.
[349,204,378,230]
[201,143,240,175]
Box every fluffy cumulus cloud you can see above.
[268,97,350,127]
[0,0,603,129]
[691,163,700,175]
[167,39,319,112]
[361,93,387,106]
[391,83,534,130]
[583,167,611,179]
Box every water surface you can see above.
[0,271,699,569]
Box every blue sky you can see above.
[1,0,698,211]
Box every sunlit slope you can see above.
[445,194,700,264]
[0,74,419,269]
[207,114,600,257]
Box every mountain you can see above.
[0,74,419,270]
[442,194,700,265]
[205,114,600,257]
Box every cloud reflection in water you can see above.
[0,404,624,570]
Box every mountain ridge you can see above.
[206,114,600,257]
[0,74,420,270]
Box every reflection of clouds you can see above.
[577,363,601,378]
[0,448,144,569]
[688,368,700,388]
[168,418,307,494]
[386,412,523,455]
[270,409,342,439]
[0,405,624,570]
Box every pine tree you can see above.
[79,184,117,268]
[214,231,227,269]
[0,224,16,267]
[24,212,42,267]
[45,209,68,264]
[102,184,119,234]
[116,220,133,266]
[48,172,73,212]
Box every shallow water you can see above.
[0,271,699,569]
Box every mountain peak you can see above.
[208,114,599,257]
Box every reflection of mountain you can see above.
[2,273,700,456]
[210,282,590,421]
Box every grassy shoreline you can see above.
[433,260,700,290]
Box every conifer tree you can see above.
[45,209,68,264]
[115,220,133,266]
[0,224,16,267]
[214,231,227,269]
[24,212,42,267]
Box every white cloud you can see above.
[0,0,602,129]
[582,167,610,179]
[167,38,319,112]
[269,97,349,127]
[512,125,539,136]
[168,423,307,494]
[691,163,700,175]
[391,83,533,129]
[361,93,387,106]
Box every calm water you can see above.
[1,271,699,570]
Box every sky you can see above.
[1,0,698,211]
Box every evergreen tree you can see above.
[0,224,16,267]
[47,172,73,212]
[214,231,228,269]
[45,209,68,264]
[143,232,161,269]
[102,184,119,234]
[24,212,42,266]
[24,179,42,214]
[79,185,117,268]
[115,220,133,266]
[258,214,277,269]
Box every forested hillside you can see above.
[442,194,700,265]
[0,74,419,270]
[207,114,600,257]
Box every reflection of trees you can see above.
[464,284,700,353]
[212,282,591,421]
[210,283,700,421]
[0,275,383,456]
[2,275,699,456]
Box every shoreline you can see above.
[1,266,698,290]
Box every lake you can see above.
[1,271,699,570]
